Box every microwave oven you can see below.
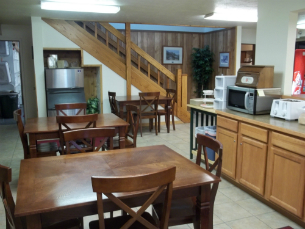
[227,86,281,114]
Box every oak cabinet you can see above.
[267,145,305,218]
[217,127,237,179]
[237,136,267,196]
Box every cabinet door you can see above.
[238,136,267,196]
[217,127,237,179]
[268,146,305,218]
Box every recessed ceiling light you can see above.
[204,12,257,23]
[41,0,120,13]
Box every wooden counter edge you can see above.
[216,110,305,139]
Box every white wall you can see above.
[31,17,140,116]
[256,0,305,94]
[241,28,257,44]
[0,24,37,119]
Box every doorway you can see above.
[241,44,255,66]
[0,40,23,124]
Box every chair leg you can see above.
[172,112,175,130]
[158,114,161,133]
[155,117,158,135]
[140,118,143,137]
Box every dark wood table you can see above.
[24,113,129,158]
[15,145,220,229]
[115,95,172,133]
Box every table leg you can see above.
[26,214,42,229]
[119,126,126,149]
[166,100,170,133]
[29,133,38,158]
[190,108,194,159]
[194,185,210,229]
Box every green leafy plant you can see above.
[191,46,214,98]
[86,97,99,114]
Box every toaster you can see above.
[270,99,305,120]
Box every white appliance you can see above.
[0,62,11,84]
[214,75,237,109]
[270,99,305,120]
[0,41,9,56]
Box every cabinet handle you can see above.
[234,140,236,142]
[240,143,242,145]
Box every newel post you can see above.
[125,23,131,96]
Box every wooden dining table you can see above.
[115,95,172,133]
[24,113,129,158]
[15,145,220,229]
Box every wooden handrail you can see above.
[131,42,176,82]
[99,22,126,42]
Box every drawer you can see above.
[240,123,268,143]
[217,116,238,132]
[272,132,305,156]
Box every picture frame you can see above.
[162,46,183,65]
[219,52,230,68]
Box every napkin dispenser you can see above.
[235,65,274,88]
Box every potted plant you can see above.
[87,97,99,114]
[191,46,214,98]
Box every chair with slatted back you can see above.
[89,166,176,229]
[108,92,119,116]
[63,128,116,154]
[113,105,140,149]
[14,109,58,159]
[139,92,160,137]
[55,103,87,116]
[56,114,98,154]
[152,134,223,229]
[0,164,83,229]
[157,89,176,132]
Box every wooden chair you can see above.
[63,128,116,154]
[157,89,176,132]
[0,164,82,229]
[56,114,98,154]
[139,92,160,137]
[152,134,223,229]
[113,105,140,149]
[55,103,87,116]
[13,109,58,159]
[108,92,119,116]
[89,166,176,229]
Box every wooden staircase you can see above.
[42,19,190,122]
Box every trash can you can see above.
[195,126,217,161]
[0,91,18,119]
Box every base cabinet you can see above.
[238,136,267,196]
[217,127,237,179]
[267,146,305,218]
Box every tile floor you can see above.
[0,123,303,229]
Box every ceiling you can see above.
[0,0,304,29]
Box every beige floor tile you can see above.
[226,216,271,229]
[214,214,224,225]
[256,212,304,229]
[213,223,232,229]
[235,198,274,216]
[215,192,234,205]
[218,178,234,189]
[220,185,252,202]
[169,225,191,229]
[214,202,251,222]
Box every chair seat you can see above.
[36,142,58,157]
[43,218,82,229]
[89,212,157,229]
[153,198,195,226]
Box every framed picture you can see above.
[162,46,183,64]
[219,52,230,68]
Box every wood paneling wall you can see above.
[126,28,236,101]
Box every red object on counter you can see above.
[292,49,305,94]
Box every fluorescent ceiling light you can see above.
[297,23,305,29]
[204,12,257,23]
[41,1,120,13]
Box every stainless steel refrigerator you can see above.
[45,68,86,116]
